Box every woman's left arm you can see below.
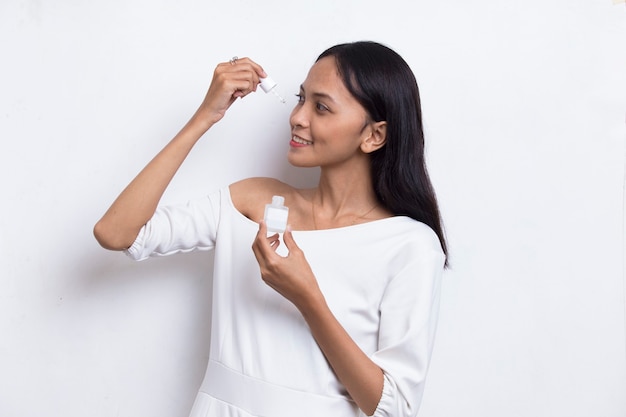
[251,222,384,416]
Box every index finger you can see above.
[252,221,276,257]
[232,57,268,79]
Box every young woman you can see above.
[94,41,448,417]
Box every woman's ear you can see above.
[360,121,387,154]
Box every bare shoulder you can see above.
[230,177,304,221]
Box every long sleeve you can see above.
[367,242,445,417]
[124,189,222,261]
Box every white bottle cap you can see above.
[259,76,277,93]
[271,195,284,206]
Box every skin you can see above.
[94,55,391,415]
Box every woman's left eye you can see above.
[295,94,328,112]
[316,102,329,112]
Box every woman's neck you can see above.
[310,162,384,228]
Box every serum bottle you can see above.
[264,196,289,233]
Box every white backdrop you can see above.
[1,1,625,416]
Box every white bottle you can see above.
[264,195,289,233]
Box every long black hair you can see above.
[318,41,448,265]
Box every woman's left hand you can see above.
[251,222,322,310]
[252,222,384,415]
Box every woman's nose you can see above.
[289,104,308,129]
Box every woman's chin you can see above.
[287,153,317,168]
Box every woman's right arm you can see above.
[93,57,267,251]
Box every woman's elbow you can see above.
[93,219,134,251]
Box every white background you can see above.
[1,1,625,416]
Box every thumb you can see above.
[282,226,299,252]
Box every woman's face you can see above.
[287,56,371,168]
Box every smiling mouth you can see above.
[292,136,313,145]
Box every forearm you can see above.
[299,296,384,416]
[93,115,211,250]
[94,57,267,251]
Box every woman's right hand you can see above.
[94,57,267,251]
[192,57,267,128]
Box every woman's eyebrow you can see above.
[299,85,336,103]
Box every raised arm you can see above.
[93,57,267,251]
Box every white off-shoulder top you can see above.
[125,187,445,417]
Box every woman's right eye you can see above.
[295,94,305,103]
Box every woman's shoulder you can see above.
[230,177,300,201]
[229,177,307,221]
[230,176,292,192]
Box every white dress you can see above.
[125,187,445,417]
